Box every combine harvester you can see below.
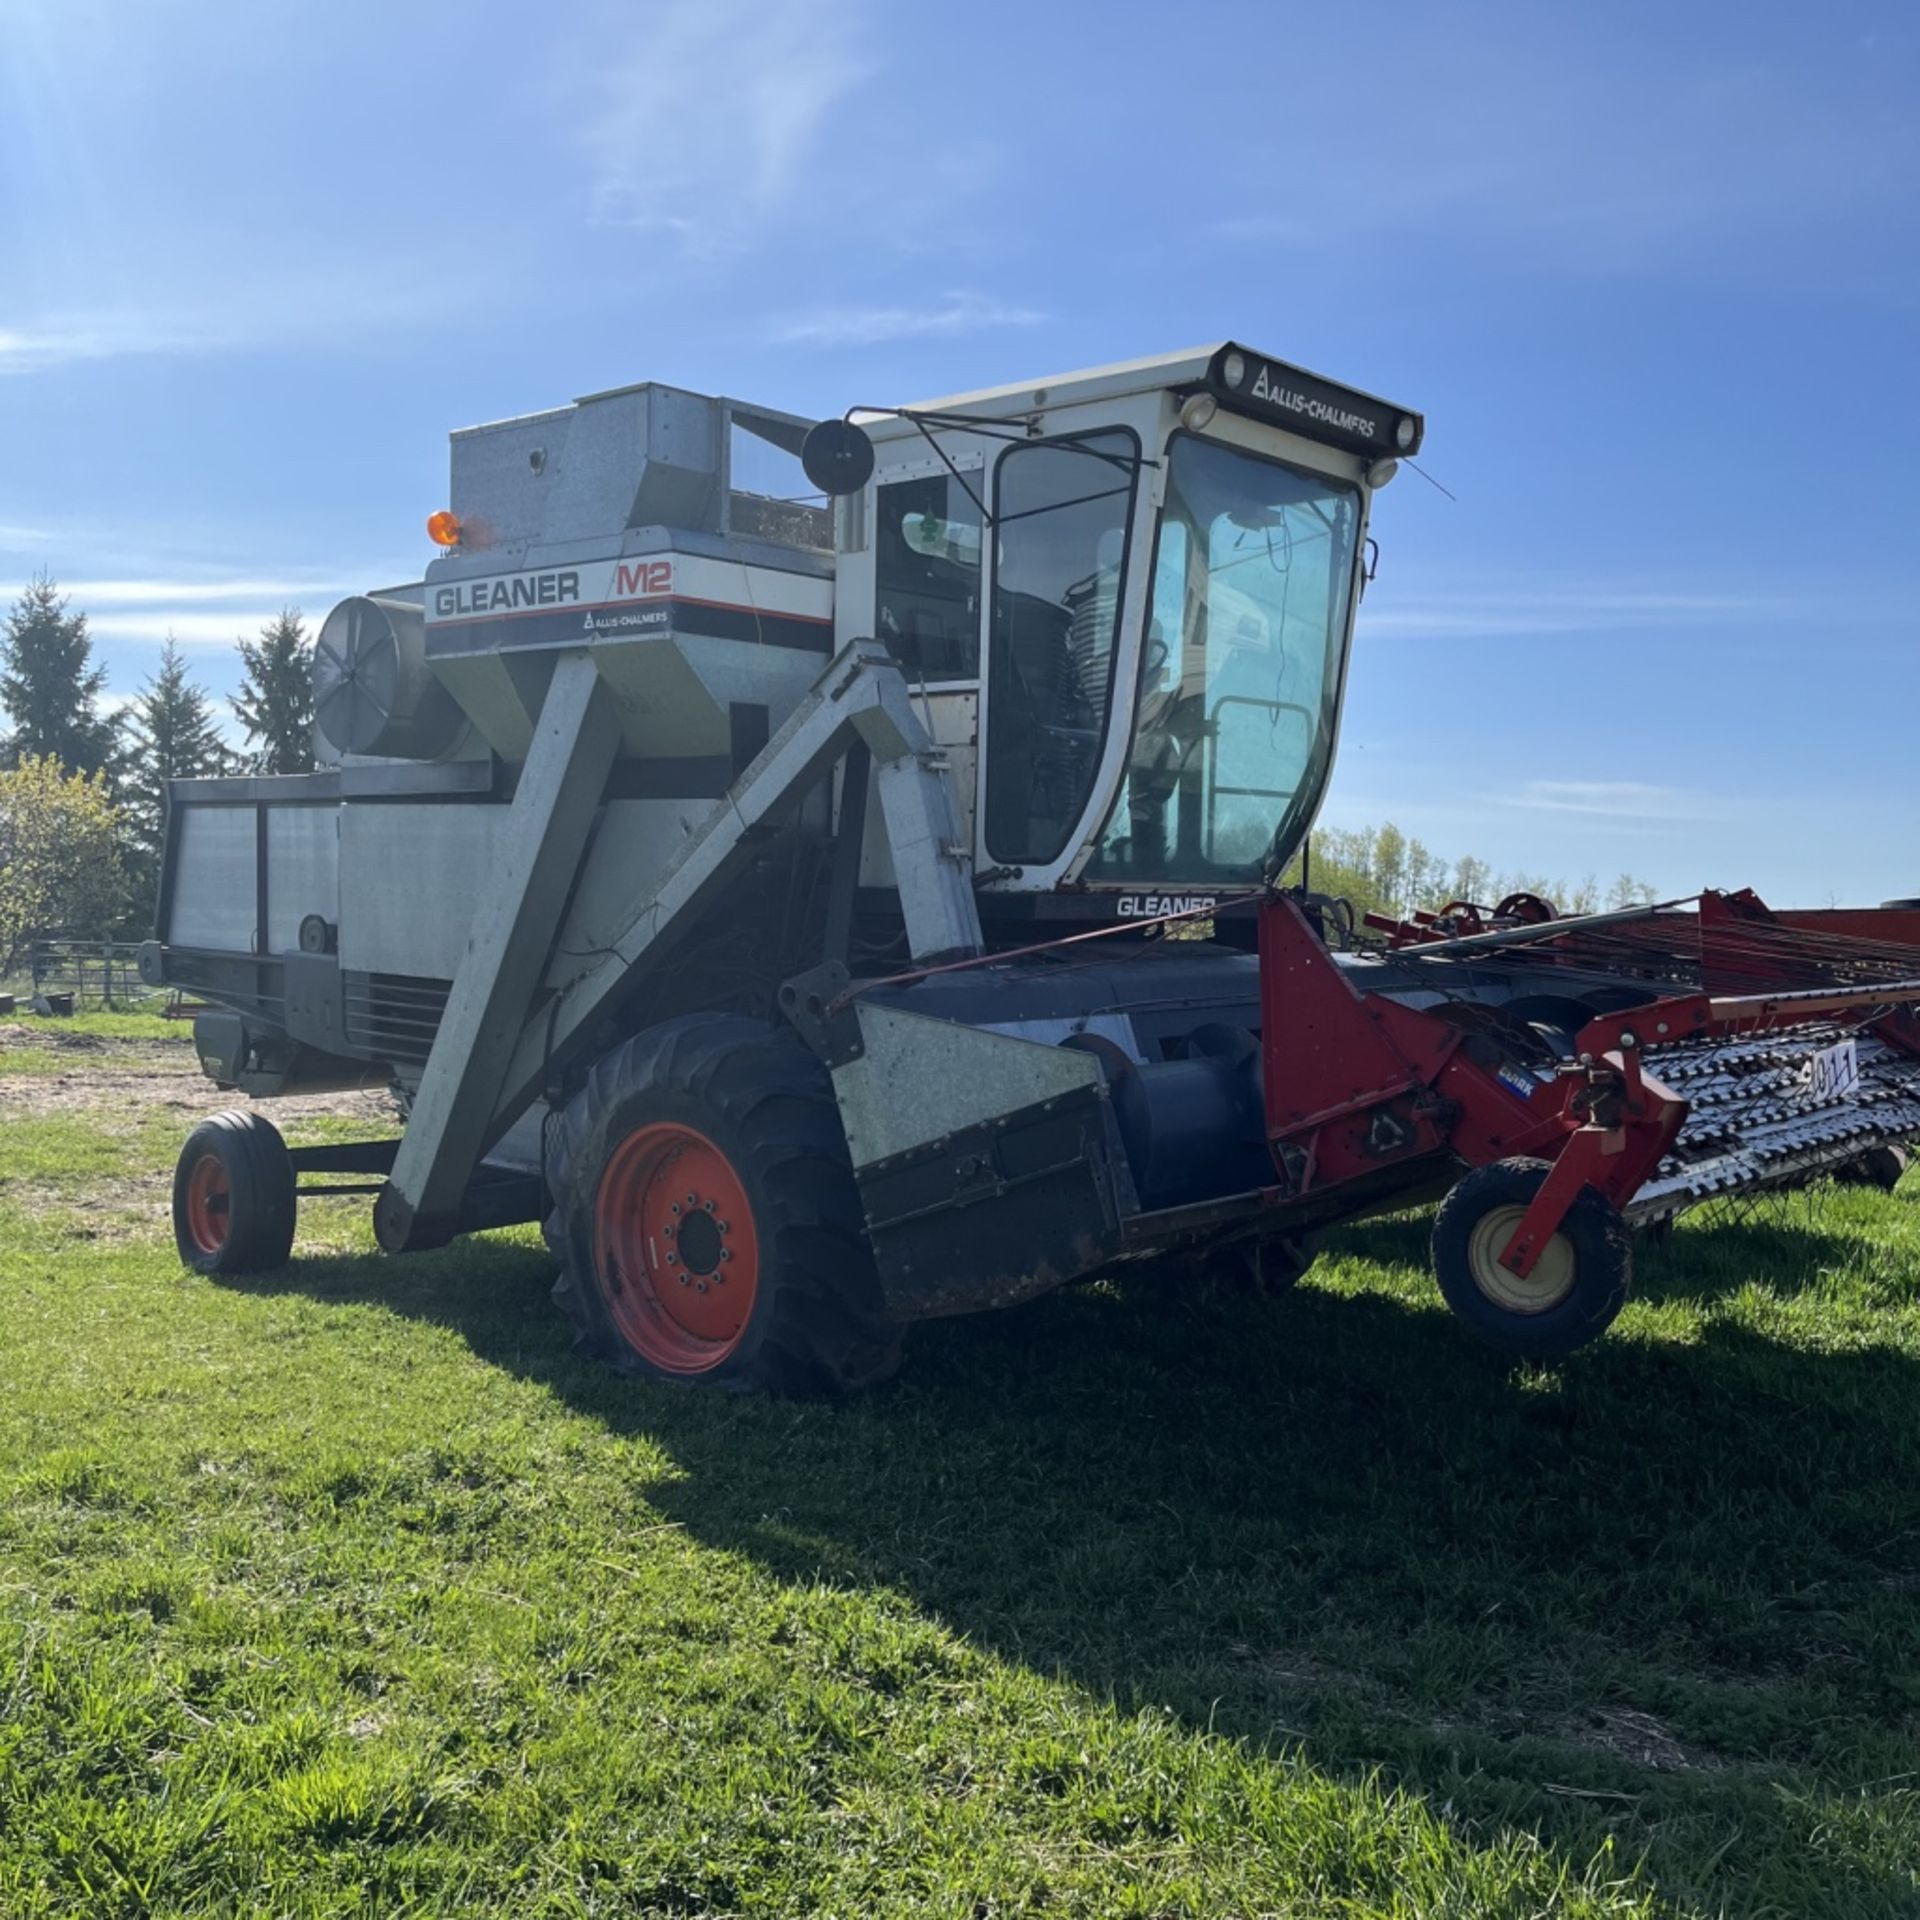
[144,344,1920,1389]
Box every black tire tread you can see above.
[172,1111,297,1275]
[1431,1155,1632,1361]
[547,1015,901,1395]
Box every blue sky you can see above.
[2,0,1915,904]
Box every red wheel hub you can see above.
[184,1152,231,1254]
[592,1122,761,1374]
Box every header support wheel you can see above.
[1432,1157,1631,1360]
[172,1113,297,1275]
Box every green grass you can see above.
[0,1044,1917,1916]
[0,995,179,1037]
[0,1008,186,1079]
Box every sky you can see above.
[1,0,1915,905]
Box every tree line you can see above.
[0,573,315,965]
[1289,820,1657,927]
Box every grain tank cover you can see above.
[418,381,835,766]
[443,381,822,556]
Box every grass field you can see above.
[1,1016,1917,1918]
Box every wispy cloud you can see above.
[1361,585,1782,642]
[577,0,875,256]
[86,610,326,646]
[1495,779,1710,823]
[0,257,486,376]
[769,290,1044,348]
[63,577,344,607]
[64,573,375,647]
[0,316,223,376]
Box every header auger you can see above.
[145,344,1920,1390]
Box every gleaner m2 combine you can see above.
[146,344,1920,1390]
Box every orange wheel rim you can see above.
[592,1122,760,1373]
[185,1153,231,1253]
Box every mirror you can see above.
[800,418,876,497]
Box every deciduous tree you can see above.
[0,756,127,970]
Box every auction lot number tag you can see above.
[1805,1037,1861,1104]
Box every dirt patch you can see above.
[0,1044,396,1233]
[0,1023,179,1056]
[0,1055,392,1128]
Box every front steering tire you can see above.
[545,1015,903,1395]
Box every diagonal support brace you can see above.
[377,653,622,1251]
[479,640,981,1143]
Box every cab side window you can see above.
[874,473,982,681]
[983,429,1138,865]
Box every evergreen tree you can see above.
[0,573,118,777]
[231,608,315,774]
[122,636,234,912]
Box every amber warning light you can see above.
[426,510,463,547]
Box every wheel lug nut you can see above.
[665,1252,678,1265]
[695,1280,709,1294]
[719,1249,732,1263]
[704,1199,717,1213]
[670,1203,681,1216]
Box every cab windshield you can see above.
[1085,434,1359,887]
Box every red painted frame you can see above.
[1258,898,1920,1284]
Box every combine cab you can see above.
[145,346,1920,1390]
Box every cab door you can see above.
[976,425,1151,889]
[850,450,986,887]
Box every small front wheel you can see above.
[1840,1144,1909,1193]
[1197,1231,1318,1300]
[172,1112,298,1275]
[1431,1157,1631,1360]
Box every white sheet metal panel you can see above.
[541,798,700,991]
[265,807,339,954]
[338,802,505,980]
[858,686,974,890]
[832,1003,1101,1170]
[169,807,256,951]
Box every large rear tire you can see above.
[1431,1157,1631,1360]
[172,1112,297,1275]
[545,1015,903,1395]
